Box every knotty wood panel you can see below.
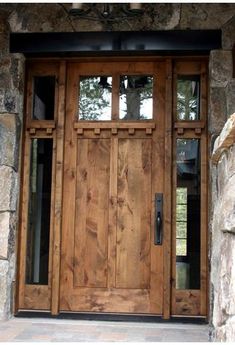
[116,139,151,289]
[60,287,151,313]
[74,139,110,288]
[24,285,50,310]
[174,290,201,316]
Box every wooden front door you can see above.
[59,61,167,314]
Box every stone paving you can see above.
[0,317,209,342]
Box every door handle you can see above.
[155,193,163,245]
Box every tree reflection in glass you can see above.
[119,76,153,120]
[79,76,112,120]
[177,75,200,120]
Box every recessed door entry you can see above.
[17,59,208,318]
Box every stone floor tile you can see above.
[0,317,209,342]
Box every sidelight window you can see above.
[26,139,53,285]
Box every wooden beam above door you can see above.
[10,30,221,57]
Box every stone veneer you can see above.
[0,3,234,340]
[211,114,235,341]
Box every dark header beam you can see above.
[10,30,221,56]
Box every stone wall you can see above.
[0,12,24,319]
[0,3,234,333]
[211,114,235,341]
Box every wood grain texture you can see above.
[23,285,50,310]
[51,61,66,315]
[60,288,151,313]
[174,290,201,316]
[107,137,118,288]
[163,59,172,319]
[116,139,151,289]
[74,139,110,288]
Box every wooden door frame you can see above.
[15,56,208,319]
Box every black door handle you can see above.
[155,193,163,245]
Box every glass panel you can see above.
[119,75,153,120]
[177,75,200,120]
[33,76,55,120]
[26,139,53,285]
[79,76,112,120]
[176,139,200,290]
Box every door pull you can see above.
[155,193,163,245]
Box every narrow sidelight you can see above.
[26,139,53,285]
[176,139,201,289]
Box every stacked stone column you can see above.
[0,14,24,319]
[209,18,235,341]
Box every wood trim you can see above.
[51,61,66,315]
[27,121,56,129]
[18,133,31,309]
[112,74,119,120]
[107,137,118,288]
[74,122,156,129]
[163,59,173,319]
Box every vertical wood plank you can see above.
[18,133,31,308]
[116,139,151,289]
[149,62,165,314]
[60,63,78,310]
[163,59,173,319]
[74,139,110,287]
[107,137,118,288]
[51,61,66,315]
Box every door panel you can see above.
[60,62,165,314]
[74,139,110,288]
[116,139,151,289]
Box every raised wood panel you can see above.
[116,139,151,289]
[174,290,201,316]
[24,285,50,310]
[60,288,151,313]
[74,139,110,288]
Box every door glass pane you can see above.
[26,139,53,285]
[119,75,153,120]
[79,76,112,120]
[176,139,200,290]
[33,76,55,120]
[177,75,200,120]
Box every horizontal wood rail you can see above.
[74,121,156,135]
[174,120,205,135]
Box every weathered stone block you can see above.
[226,80,235,119]
[0,259,9,320]
[0,113,21,170]
[220,175,235,233]
[209,50,233,88]
[217,153,228,196]
[0,212,10,259]
[212,113,235,163]
[209,87,227,134]
[0,166,18,212]
[0,89,18,114]
[222,15,235,50]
